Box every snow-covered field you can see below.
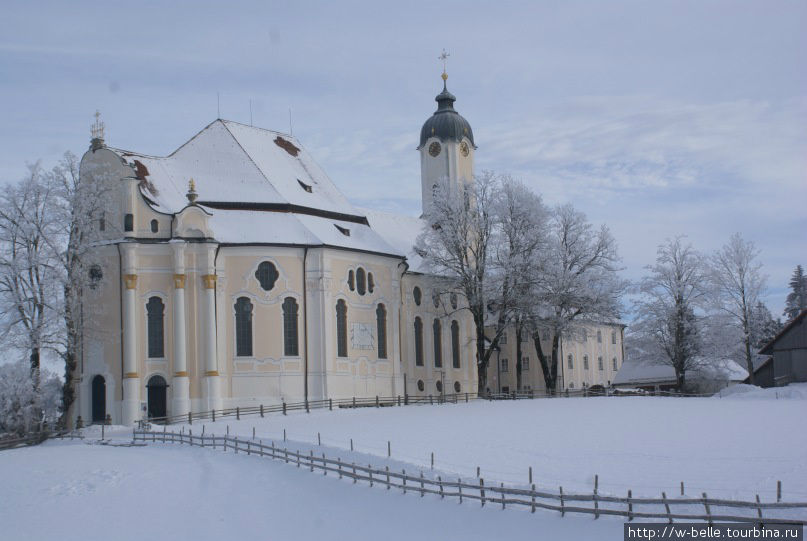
[1,385,805,541]
[175,384,807,501]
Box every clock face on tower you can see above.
[428,141,442,157]
[460,141,469,157]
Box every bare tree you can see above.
[710,233,766,385]
[526,204,625,392]
[0,164,64,391]
[632,237,709,390]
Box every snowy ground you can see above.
[173,384,807,502]
[1,385,805,541]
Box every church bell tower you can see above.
[418,55,476,215]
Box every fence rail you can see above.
[132,429,807,525]
[0,429,75,451]
[136,388,719,430]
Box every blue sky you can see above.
[1,0,804,317]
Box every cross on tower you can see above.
[91,110,105,140]
[438,49,450,80]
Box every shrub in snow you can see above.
[0,360,62,436]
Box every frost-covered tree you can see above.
[0,360,62,436]
[632,237,709,390]
[526,204,625,392]
[0,164,65,391]
[710,233,766,385]
[751,301,781,350]
[783,265,807,322]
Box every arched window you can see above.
[150,219,159,233]
[433,319,442,368]
[348,270,355,291]
[450,292,458,310]
[597,330,602,343]
[598,356,604,370]
[567,354,574,369]
[146,296,164,358]
[235,297,253,357]
[583,355,589,370]
[414,317,424,366]
[613,357,618,370]
[451,320,460,369]
[336,299,348,357]
[413,286,422,306]
[255,261,279,291]
[612,331,617,344]
[356,268,366,295]
[124,213,134,232]
[368,272,374,294]
[282,297,299,356]
[376,304,387,359]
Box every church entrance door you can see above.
[91,375,106,423]
[146,375,168,419]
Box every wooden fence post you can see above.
[253,427,255,440]
[236,407,240,420]
[465,392,468,402]
[755,495,762,519]
[318,432,321,446]
[458,477,463,503]
[352,396,356,408]
[402,469,407,494]
[212,409,215,422]
[283,401,287,415]
[283,429,286,441]
[386,466,390,489]
[284,447,288,463]
[397,395,401,406]
[529,466,532,485]
[260,404,264,418]
[350,438,354,451]
[352,463,357,483]
[429,394,433,405]
[376,395,380,407]
[247,440,251,455]
[702,492,712,525]
[420,472,425,497]
[662,491,672,523]
[188,411,192,425]
[439,476,444,499]
[681,481,684,496]
[559,486,565,516]
[296,449,301,468]
[329,398,333,411]
[501,483,505,509]
[480,478,486,507]
[387,441,391,457]
[777,480,782,502]
[627,489,633,521]
[594,474,599,519]
[431,452,434,470]
[338,459,342,479]
[476,466,480,478]
[309,450,314,472]
[531,484,536,513]
[369,465,373,487]
[322,454,327,476]
[305,399,309,414]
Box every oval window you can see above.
[417,379,425,392]
[413,286,422,306]
[454,381,461,393]
[436,380,443,393]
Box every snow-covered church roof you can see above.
[109,119,410,257]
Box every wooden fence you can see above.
[132,429,806,525]
[0,429,75,451]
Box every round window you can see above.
[417,379,425,392]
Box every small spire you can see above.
[186,178,198,205]
[438,49,450,87]
[90,110,106,150]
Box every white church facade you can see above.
[74,77,481,426]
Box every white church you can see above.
[74,73,624,426]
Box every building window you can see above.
[336,300,348,357]
[255,261,279,291]
[348,270,355,291]
[146,296,164,358]
[598,356,604,371]
[582,329,587,342]
[368,272,374,294]
[612,331,617,344]
[500,332,507,344]
[432,290,440,308]
[150,219,158,233]
[417,379,425,392]
[613,357,618,370]
[99,212,105,232]
[542,329,549,341]
[413,286,422,306]
[88,264,103,290]
[454,381,461,393]
[583,355,589,370]
[124,213,133,232]
[502,386,510,394]
[450,292,458,310]
[501,358,509,372]
[597,330,602,343]
[451,320,460,369]
[356,267,366,295]
[567,354,573,369]
[522,357,529,371]
[282,297,299,356]
[433,319,442,368]
[235,297,253,357]
[436,380,443,393]
[376,304,387,359]
[414,317,424,366]
[569,382,575,389]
